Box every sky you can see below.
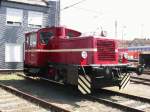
[60,0,150,40]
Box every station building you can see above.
[0,0,60,70]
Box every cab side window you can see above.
[40,32,53,44]
[30,33,37,47]
[67,32,74,38]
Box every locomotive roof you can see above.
[25,27,119,43]
[25,26,82,37]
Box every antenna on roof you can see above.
[115,20,118,38]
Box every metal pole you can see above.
[115,20,117,38]
[140,24,144,38]
[122,26,126,48]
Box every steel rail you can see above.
[131,76,150,82]
[130,79,150,86]
[85,89,150,112]
[97,89,150,104]
[17,73,149,111]
[17,73,64,86]
[130,76,150,86]
[86,95,144,112]
[143,71,150,74]
[0,83,70,112]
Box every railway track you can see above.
[86,89,150,112]
[0,87,48,112]
[131,76,150,86]
[0,83,70,112]
[16,73,150,111]
[143,70,150,74]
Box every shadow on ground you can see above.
[0,78,88,108]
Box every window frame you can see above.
[5,43,23,62]
[29,33,37,47]
[40,31,54,45]
[28,11,43,28]
[6,8,23,26]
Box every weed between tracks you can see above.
[0,73,24,81]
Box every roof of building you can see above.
[128,38,150,47]
[117,40,131,48]
[5,0,49,6]
[117,38,150,48]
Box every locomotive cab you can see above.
[24,26,143,94]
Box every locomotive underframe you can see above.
[24,62,138,94]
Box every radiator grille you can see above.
[97,40,116,61]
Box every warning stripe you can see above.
[85,75,91,83]
[121,75,130,89]
[120,74,130,89]
[120,79,130,89]
[79,75,91,88]
[78,75,91,94]
[78,85,87,94]
[120,74,130,86]
[123,80,130,89]
[78,79,91,94]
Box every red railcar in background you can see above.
[119,48,140,60]
[24,26,143,94]
[119,46,150,68]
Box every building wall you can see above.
[0,1,59,69]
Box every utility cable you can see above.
[61,0,87,11]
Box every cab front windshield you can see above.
[40,32,53,44]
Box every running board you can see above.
[119,73,130,89]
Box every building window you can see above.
[5,43,23,62]
[6,8,23,26]
[28,11,43,28]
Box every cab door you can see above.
[37,29,54,66]
[24,34,30,65]
[29,33,38,66]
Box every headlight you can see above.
[81,51,87,59]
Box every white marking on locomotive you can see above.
[25,48,97,52]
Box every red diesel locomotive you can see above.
[24,26,143,94]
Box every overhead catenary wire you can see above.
[73,7,102,14]
[60,0,104,35]
[61,0,87,11]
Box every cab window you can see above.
[67,32,74,38]
[40,32,53,44]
